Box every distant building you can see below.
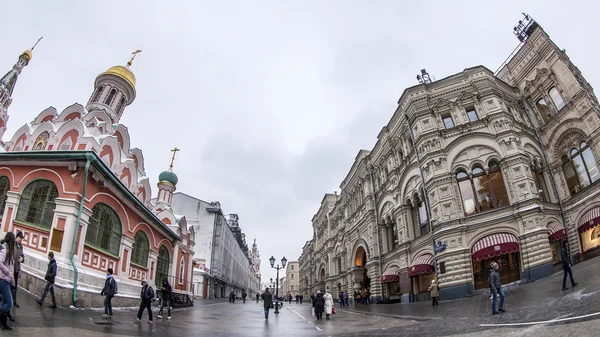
[282,261,299,297]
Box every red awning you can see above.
[408,254,434,277]
[578,207,600,233]
[381,266,400,283]
[471,233,519,262]
[547,222,567,242]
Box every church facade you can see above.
[299,15,600,303]
[0,49,195,307]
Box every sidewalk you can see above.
[338,256,599,327]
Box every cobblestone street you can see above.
[3,256,600,336]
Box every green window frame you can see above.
[85,203,122,255]
[155,245,170,287]
[16,179,58,228]
[0,176,10,217]
[131,231,150,267]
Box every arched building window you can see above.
[457,160,509,216]
[562,142,600,195]
[16,179,58,228]
[116,97,126,116]
[548,87,565,110]
[105,89,117,106]
[409,191,429,237]
[85,203,122,255]
[0,176,9,217]
[131,231,150,267]
[531,163,549,202]
[92,86,104,102]
[155,245,170,287]
[536,98,552,120]
[179,258,185,284]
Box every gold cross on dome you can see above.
[169,147,180,171]
[127,49,142,67]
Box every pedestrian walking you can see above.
[561,240,579,290]
[324,290,334,320]
[36,251,57,309]
[261,287,273,319]
[256,293,260,303]
[295,294,299,303]
[0,232,16,330]
[100,268,118,319]
[242,290,247,303]
[427,280,439,307]
[157,277,172,319]
[136,280,155,323]
[489,261,505,315]
[343,291,349,307]
[229,290,236,303]
[11,232,24,309]
[312,291,325,320]
[299,294,303,304]
[338,291,344,307]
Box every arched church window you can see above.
[155,245,170,287]
[105,89,117,106]
[92,86,104,102]
[536,98,552,120]
[548,87,565,110]
[131,231,150,267]
[116,97,126,116]
[0,176,10,217]
[85,203,122,255]
[16,179,58,228]
[563,142,599,196]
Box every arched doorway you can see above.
[319,268,326,282]
[353,246,370,291]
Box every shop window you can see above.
[16,179,58,229]
[466,107,478,122]
[548,87,565,110]
[562,142,599,196]
[592,227,600,240]
[536,98,552,120]
[0,176,9,217]
[155,245,170,287]
[85,203,122,255]
[131,231,150,267]
[442,115,454,129]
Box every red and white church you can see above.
[0,47,195,307]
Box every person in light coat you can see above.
[323,290,334,320]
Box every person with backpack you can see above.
[137,280,155,323]
[36,251,57,309]
[0,232,16,330]
[157,278,172,320]
[101,268,118,319]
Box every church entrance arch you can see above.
[352,245,370,293]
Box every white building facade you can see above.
[300,15,600,304]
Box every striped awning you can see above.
[381,266,400,283]
[578,207,600,233]
[547,222,567,242]
[408,254,434,277]
[472,233,519,262]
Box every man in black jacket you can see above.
[261,287,273,319]
[36,251,57,309]
[101,268,118,319]
[561,240,579,290]
[157,278,172,319]
[137,280,155,323]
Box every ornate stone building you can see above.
[299,14,600,303]
[0,48,195,307]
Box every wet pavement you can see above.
[4,257,600,336]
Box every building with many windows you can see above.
[282,261,299,297]
[168,192,261,299]
[299,14,600,304]
[0,49,195,307]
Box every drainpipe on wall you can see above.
[70,157,91,306]
[405,115,439,281]
[521,104,572,261]
[368,164,384,299]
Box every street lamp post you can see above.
[269,256,287,314]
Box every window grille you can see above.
[131,231,150,267]
[155,245,170,287]
[16,180,58,228]
[85,203,122,255]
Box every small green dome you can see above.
[159,170,178,185]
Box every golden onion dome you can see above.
[99,65,136,89]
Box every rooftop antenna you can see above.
[416,69,433,84]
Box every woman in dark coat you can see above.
[312,291,325,320]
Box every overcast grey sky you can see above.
[2,1,599,283]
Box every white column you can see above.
[2,191,20,234]
[148,249,159,285]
